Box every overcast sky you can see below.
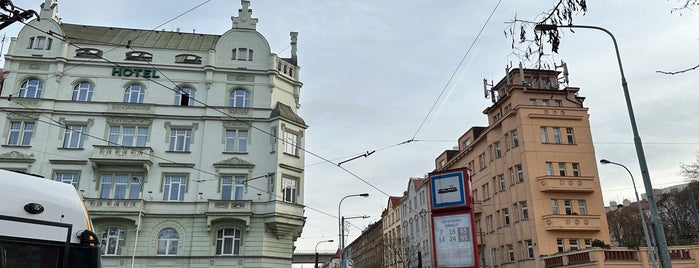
[3,0,698,258]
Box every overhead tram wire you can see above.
[410,0,503,140]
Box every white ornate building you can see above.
[401,178,433,268]
[0,0,306,267]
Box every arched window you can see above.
[228,89,250,108]
[157,228,179,255]
[76,48,103,58]
[124,84,145,103]
[72,82,94,101]
[125,51,153,61]
[19,79,44,98]
[101,228,125,256]
[174,87,195,106]
[216,228,241,255]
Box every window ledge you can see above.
[223,151,249,155]
[2,144,32,148]
[165,151,191,154]
[283,152,300,158]
[58,147,85,151]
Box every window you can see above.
[216,228,241,255]
[578,200,587,215]
[498,174,506,192]
[564,200,573,215]
[221,176,245,200]
[516,164,524,183]
[503,208,510,226]
[473,189,478,202]
[229,89,251,107]
[123,84,145,103]
[108,126,148,147]
[19,79,44,98]
[511,130,519,147]
[225,129,248,153]
[520,201,529,219]
[555,100,563,107]
[63,125,87,149]
[55,172,79,188]
[545,162,553,176]
[125,51,153,61]
[566,128,575,144]
[508,167,515,185]
[99,174,142,199]
[28,36,52,50]
[569,239,579,251]
[572,163,580,177]
[7,121,34,146]
[559,163,567,176]
[175,87,195,106]
[284,131,298,156]
[232,48,254,61]
[157,228,179,255]
[526,240,534,259]
[584,239,592,248]
[557,239,564,252]
[101,228,125,256]
[163,175,187,201]
[485,215,493,232]
[553,127,561,144]
[175,54,202,64]
[529,99,536,105]
[551,199,559,214]
[494,142,502,158]
[168,129,192,152]
[282,177,298,203]
[540,127,548,143]
[71,82,94,101]
[542,100,549,106]
[75,48,102,58]
[482,183,490,199]
[507,244,515,262]
[478,153,486,170]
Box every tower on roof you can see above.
[232,0,258,30]
[39,0,59,22]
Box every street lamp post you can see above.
[338,193,369,268]
[535,23,672,268]
[130,177,144,268]
[601,159,657,268]
[315,239,334,268]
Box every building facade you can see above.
[400,177,433,268]
[434,67,611,267]
[0,1,306,267]
[381,196,404,268]
[345,220,384,268]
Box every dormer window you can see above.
[76,48,103,58]
[232,48,253,61]
[126,51,153,62]
[28,36,53,50]
[175,54,202,64]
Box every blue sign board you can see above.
[430,170,466,209]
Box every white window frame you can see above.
[526,240,534,259]
[108,126,148,147]
[578,200,587,215]
[19,79,44,98]
[569,239,579,251]
[545,162,554,176]
[521,201,529,219]
[566,127,575,144]
[284,131,299,156]
[229,89,251,107]
[163,175,187,201]
[503,208,510,226]
[168,128,192,152]
[54,171,80,188]
[572,162,580,177]
[72,82,94,101]
[7,121,34,146]
[540,127,548,143]
[175,87,195,106]
[101,228,125,256]
[511,130,519,147]
[221,175,245,200]
[551,199,559,215]
[564,200,573,215]
[282,177,298,203]
[123,84,145,103]
[553,127,561,144]
[99,174,142,199]
[216,228,241,256]
[557,239,564,252]
[516,164,524,183]
[494,142,502,158]
[225,129,248,153]
[559,163,567,176]
[62,125,87,149]
[157,228,179,256]
[507,244,515,262]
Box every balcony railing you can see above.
[541,214,602,231]
[542,246,699,267]
[536,176,595,193]
[90,145,154,167]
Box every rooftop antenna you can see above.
[483,79,495,103]
[519,62,527,87]
[505,65,511,86]
[555,60,569,85]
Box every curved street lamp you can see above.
[338,193,369,268]
[315,239,333,268]
[535,23,671,268]
[601,159,656,268]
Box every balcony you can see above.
[536,176,595,193]
[542,246,699,268]
[84,198,141,214]
[541,214,602,231]
[89,145,153,168]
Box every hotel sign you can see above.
[111,67,160,78]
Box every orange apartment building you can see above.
[434,67,611,267]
